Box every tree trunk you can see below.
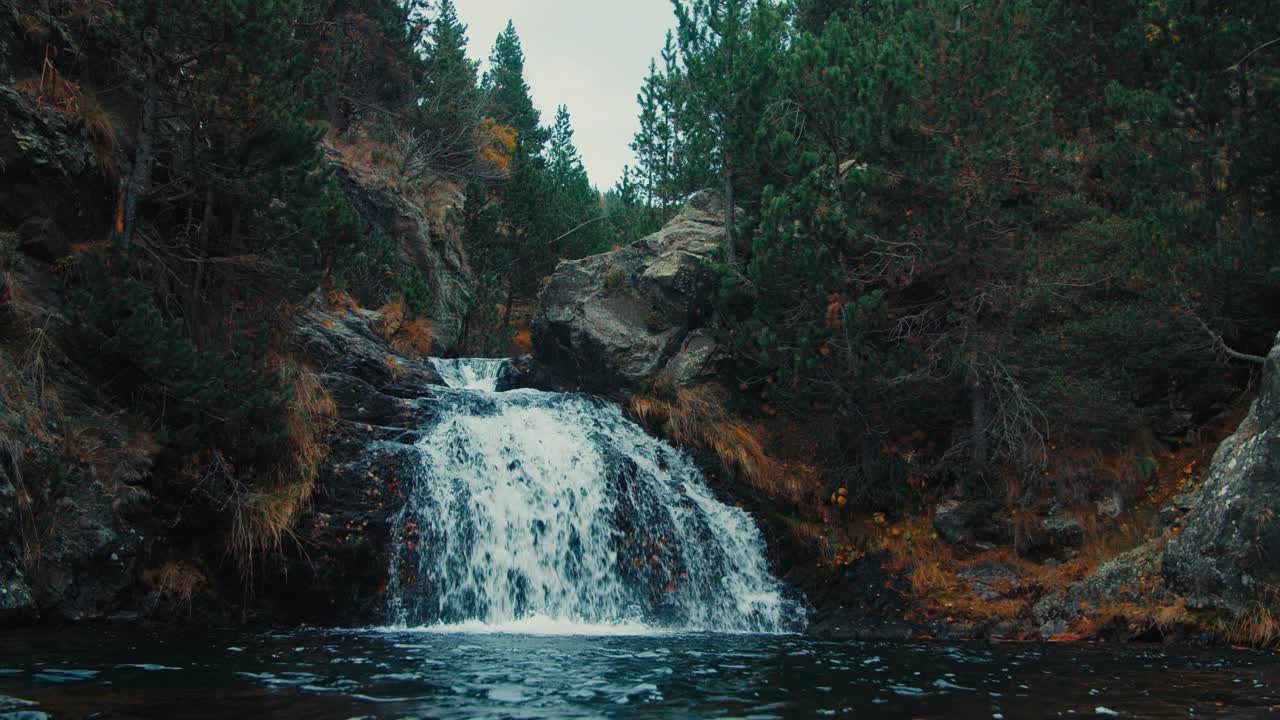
[188,188,215,345]
[968,364,987,495]
[122,57,158,248]
[326,14,348,134]
[722,160,736,266]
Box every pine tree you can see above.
[400,0,483,181]
[670,0,788,264]
[631,59,676,210]
[484,21,547,152]
[546,106,606,257]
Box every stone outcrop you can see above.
[333,164,472,354]
[494,354,559,392]
[534,191,730,392]
[1035,332,1280,634]
[271,300,446,623]
[1162,332,1280,614]
[932,499,1012,546]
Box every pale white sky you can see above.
[455,1,677,188]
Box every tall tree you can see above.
[399,0,485,182]
[483,21,546,152]
[546,105,606,258]
[670,0,786,265]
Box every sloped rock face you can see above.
[534,191,729,392]
[271,300,445,623]
[0,462,36,624]
[1162,332,1280,614]
[1032,544,1171,637]
[334,166,472,354]
[0,87,111,267]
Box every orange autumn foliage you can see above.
[475,118,517,177]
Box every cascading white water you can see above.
[385,358,802,633]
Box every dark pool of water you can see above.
[1,626,1277,719]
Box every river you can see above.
[1,625,1277,718]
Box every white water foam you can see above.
[392,614,667,637]
[429,357,507,391]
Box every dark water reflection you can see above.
[1,626,1277,719]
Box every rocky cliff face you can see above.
[534,191,729,392]
[0,85,147,625]
[334,166,472,354]
[0,61,475,624]
[262,301,443,623]
[1162,332,1280,614]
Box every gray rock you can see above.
[666,331,719,387]
[1041,333,1280,628]
[1016,510,1085,559]
[289,299,443,397]
[958,561,1025,601]
[1096,494,1124,520]
[1032,544,1168,635]
[933,499,1012,545]
[32,476,143,621]
[494,355,559,392]
[534,191,727,392]
[1163,331,1280,614]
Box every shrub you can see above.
[67,278,291,465]
[629,378,816,505]
[603,266,628,293]
[229,358,335,578]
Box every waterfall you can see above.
[385,358,802,633]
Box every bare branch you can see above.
[1192,313,1266,364]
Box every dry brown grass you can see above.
[324,125,403,185]
[374,300,435,357]
[1214,590,1280,649]
[143,561,208,606]
[630,377,816,504]
[76,91,120,178]
[229,358,336,578]
[14,49,119,177]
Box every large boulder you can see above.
[534,191,730,392]
[1162,331,1280,614]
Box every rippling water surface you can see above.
[2,625,1277,719]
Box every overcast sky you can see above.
[454,1,677,188]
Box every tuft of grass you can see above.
[630,377,810,503]
[229,358,336,579]
[375,300,435,357]
[1216,595,1280,649]
[143,561,208,607]
[603,266,628,293]
[76,91,120,178]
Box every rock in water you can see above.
[534,191,730,392]
[1163,332,1280,614]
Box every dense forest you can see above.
[628,0,1279,500]
[1,0,1278,648]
